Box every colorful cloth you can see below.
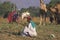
[7,10,16,23]
[30,21,36,28]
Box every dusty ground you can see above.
[0,17,60,40]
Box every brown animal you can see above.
[39,0,50,25]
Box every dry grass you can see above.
[0,17,60,40]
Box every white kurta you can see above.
[22,22,37,37]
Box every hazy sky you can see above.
[0,0,51,9]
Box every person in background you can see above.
[7,10,16,23]
[12,12,19,22]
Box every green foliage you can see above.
[28,7,40,17]
[0,1,16,17]
[19,7,40,17]
[48,0,60,7]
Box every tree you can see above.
[48,0,60,7]
[0,1,17,17]
[19,6,40,17]
[28,7,40,17]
